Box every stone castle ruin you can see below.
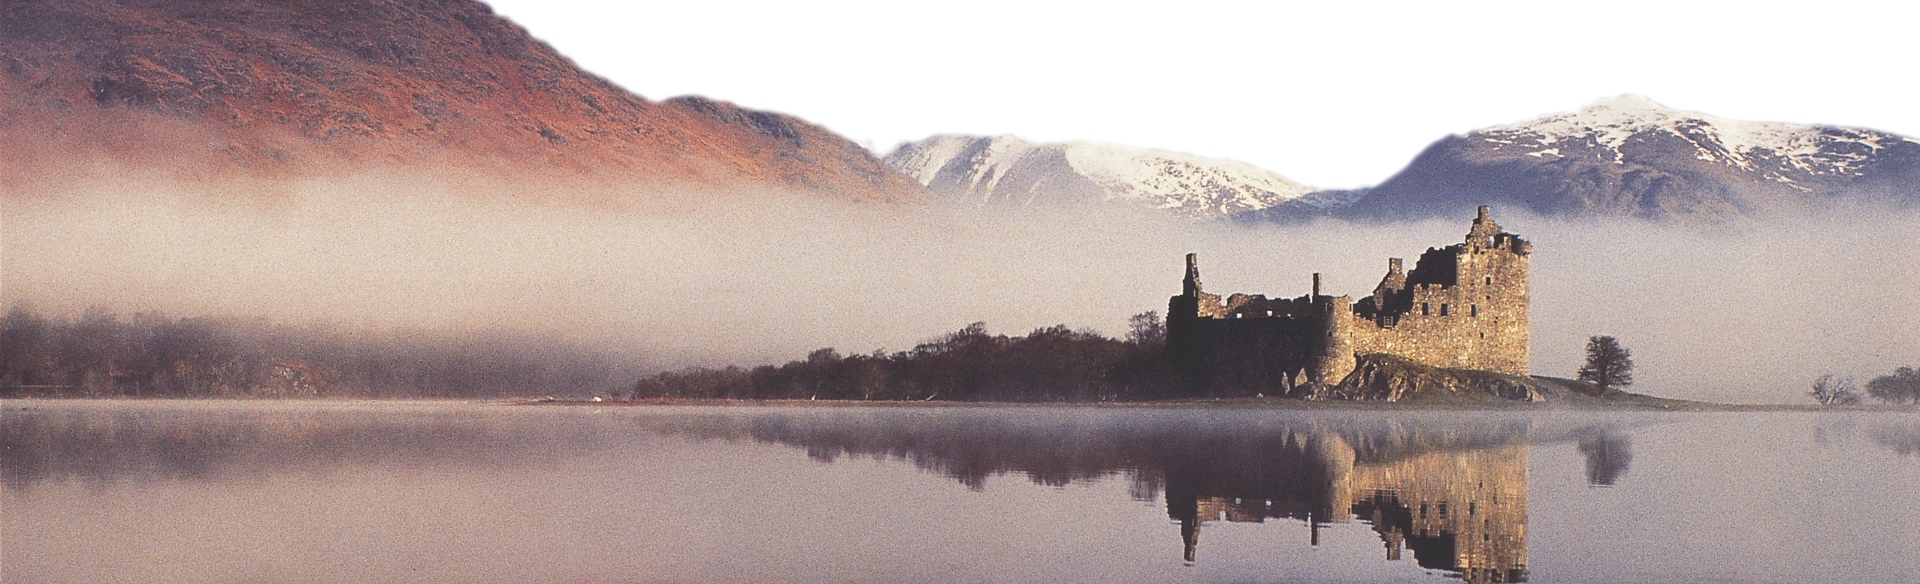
[1168,206,1530,395]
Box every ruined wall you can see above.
[1168,207,1529,396]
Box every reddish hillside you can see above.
[0,0,923,200]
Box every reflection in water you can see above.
[1576,430,1633,486]
[645,409,1544,583]
[10,403,1917,583]
[0,403,640,489]
[1871,422,1920,457]
[1350,447,1526,584]
[3,403,1619,583]
[1163,435,1527,584]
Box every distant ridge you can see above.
[889,97,1918,223]
[0,0,924,200]
[1245,96,1920,222]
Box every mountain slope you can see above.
[1250,96,1920,222]
[885,135,1315,219]
[0,0,923,200]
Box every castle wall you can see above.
[1350,237,1529,375]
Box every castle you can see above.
[1167,206,1530,395]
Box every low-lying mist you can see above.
[5,170,1915,402]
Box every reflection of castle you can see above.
[1169,435,1528,584]
[594,408,1538,582]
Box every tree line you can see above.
[628,313,1178,401]
[1810,367,1920,406]
[0,306,624,399]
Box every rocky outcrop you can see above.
[1304,354,1543,402]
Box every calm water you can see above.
[3,400,1917,583]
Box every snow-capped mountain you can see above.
[1251,95,1920,222]
[885,135,1317,219]
[1482,95,1909,181]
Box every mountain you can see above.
[885,134,1317,219]
[1248,96,1920,222]
[0,0,923,200]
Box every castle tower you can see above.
[1451,206,1529,374]
[1465,205,1501,249]
[1310,294,1356,384]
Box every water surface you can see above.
[4,400,1916,583]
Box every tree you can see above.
[1126,311,1165,347]
[1866,366,1920,405]
[1,307,59,391]
[1810,375,1861,405]
[1577,335,1633,391]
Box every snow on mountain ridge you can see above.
[1482,95,1907,179]
[1060,143,1314,213]
[885,135,1316,219]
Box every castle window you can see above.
[1440,304,1450,316]
[1485,276,1493,285]
[1421,302,1430,316]
[1471,304,1479,317]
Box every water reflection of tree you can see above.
[1576,429,1632,486]
[0,406,635,489]
[1870,422,1920,457]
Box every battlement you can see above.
[1167,206,1529,396]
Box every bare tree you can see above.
[1577,336,1634,391]
[1810,375,1862,405]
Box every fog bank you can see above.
[5,173,1914,402]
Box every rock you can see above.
[1306,354,1542,402]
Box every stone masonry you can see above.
[1167,206,1530,395]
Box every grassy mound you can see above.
[1328,353,1693,408]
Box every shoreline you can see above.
[505,396,1920,413]
[4,395,1913,413]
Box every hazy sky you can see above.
[482,0,1920,189]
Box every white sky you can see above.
[482,0,1920,189]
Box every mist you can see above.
[5,170,1915,402]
